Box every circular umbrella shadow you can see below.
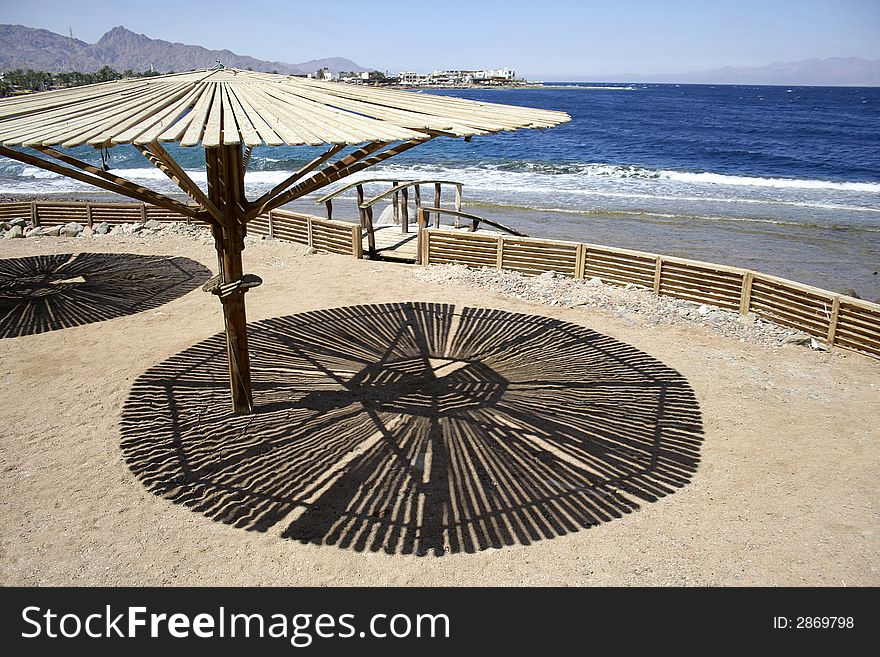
[121,302,703,556]
[0,253,211,338]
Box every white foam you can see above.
[660,170,880,192]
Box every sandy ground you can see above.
[1,232,878,587]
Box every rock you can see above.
[835,288,860,299]
[60,222,83,237]
[306,247,318,255]
[586,277,603,287]
[0,222,8,232]
[539,270,558,280]
[25,226,43,238]
[42,225,62,237]
[783,334,811,346]
[3,225,23,239]
[737,312,758,325]
[809,338,829,351]
[130,222,146,233]
[9,218,27,228]
[81,225,94,238]
[94,222,111,235]
[144,219,161,230]
[698,304,710,316]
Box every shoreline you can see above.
[3,191,878,302]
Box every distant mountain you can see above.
[563,57,880,87]
[664,57,880,86]
[0,25,368,75]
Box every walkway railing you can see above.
[316,178,465,257]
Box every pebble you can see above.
[414,263,818,351]
[3,225,23,239]
[60,222,83,237]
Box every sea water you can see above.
[1,84,878,298]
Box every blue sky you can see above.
[2,0,879,78]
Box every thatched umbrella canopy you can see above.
[0,67,570,413]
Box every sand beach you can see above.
[1,227,878,587]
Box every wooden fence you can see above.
[250,208,362,258]
[0,201,362,258]
[420,228,880,359]
[2,200,878,358]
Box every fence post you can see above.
[31,201,39,226]
[421,228,431,266]
[267,210,274,239]
[140,203,147,223]
[653,257,663,294]
[496,237,504,269]
[86,202,93,228]
[575,244,586,279]
[416,208,427,265]
[306,216,314,247]
[325,200,333,220]
[454,184,462,228]
[827,297,841,346]
[739,272,754,314]
[352,223,363,259]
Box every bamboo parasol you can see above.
[0,67,570,413]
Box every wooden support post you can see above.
[31,201,38,226]
[325,200,333,220]
[434,183,442,228]
[206,144,254,415]
[575,244,586,279]
[739,272,754,315]
[140,203,147,223]
[364,205,376,257]
[351,223,363,259]
[401,186,409,234]
[392,181,399,225]
[416,208,427,265]
[827,297,841,346]
[421,226,431,265]
[496,237,504,269]
[454,184,462,228]
[267,210,274,239]
[85,202,93,228]
[356,184,366,229]
[414,184,422,217]
[653,257,663,294]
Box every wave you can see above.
[380,160,880,193]
[463,201,880,233]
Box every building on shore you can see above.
[396,67,518,86]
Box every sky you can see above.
[1,0,879,78]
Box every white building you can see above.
[398,68,516,85]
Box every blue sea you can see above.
[1,83,878,298]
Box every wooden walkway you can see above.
[365,224,502,261]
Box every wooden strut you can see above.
[0,145,199,218]
[206,144,255,414]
